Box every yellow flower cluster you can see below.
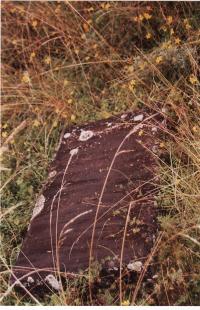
[121,300,130,306]
[155,56,163,64]
[134,12,152,22]
[128,79,136,91]
[21,71,30,84]
[146,32,152,40]
[30,52,36,62]
[101,3,111,10]
[189,75,198,85]
[44,56,51,65]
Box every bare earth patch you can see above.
[12,110,164,296]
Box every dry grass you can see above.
[1,1,200,305]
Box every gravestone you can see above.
[12,110,163,295]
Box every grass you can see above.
[1,1,200,305]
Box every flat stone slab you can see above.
[12,111,162,294]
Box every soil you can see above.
[12,110,164,296]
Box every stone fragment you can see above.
[31,195,45,220]
[127,261,143,272]
[64,133,71,139]
[133,114,144,122]
[79,130,94,141]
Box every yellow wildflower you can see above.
[159,142,165,148]
[101,3,111,10]
[128,80,136,91]
[30,52,36,62]
[192,126,198,133]
[32,20,38,28]
[155,56,163,64]
[10,7,16,13]
[189,75,198,85]
[105,3,111,10]
[160,26,167,32]
[138,14,144,22]
[138,130,144,136]
[161,40,172,49]
[184,19,192,29]
[2,131,8,138]
[126,65,134,73]
[68,99,73,104]
[121,300,130,306]
[71,114,76,122]
[33,120,40,127]
[146,32,152,39]
[2,124,8,129]
[21,71,30,84]
[185,23,192,30]
[143,12,152,20]
[87,7,94,12]
[167,16,173,25]
[44,56,51,65]
[129,80,136,86]
[175,37,181,45]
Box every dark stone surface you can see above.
[12,110,163,294]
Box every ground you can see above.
[1,1,200,306]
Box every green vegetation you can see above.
[1,1,200,305]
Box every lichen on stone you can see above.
[45,274,61,291]
[79,130,94,141]
[48,170,57,178]
[70,147,79,156]
[27,276,34,284]
[64,132,71,139]
[133,114,144,122]
[31,194,45,220]
[127,261,142,272]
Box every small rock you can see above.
[127,261,142,272]
[31,195,45,220]
[121,114,127,120]
[48,170,56,178]
[45,274,61,291]
[152,127,157,133]
[27,276,34,284]
[70,148,79,156]
[152,145,158,154]
[64,132,71,139]
[133,114,144,122]
[152,274,158,279]
[79,130,94,141]
[107,122,112,127]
